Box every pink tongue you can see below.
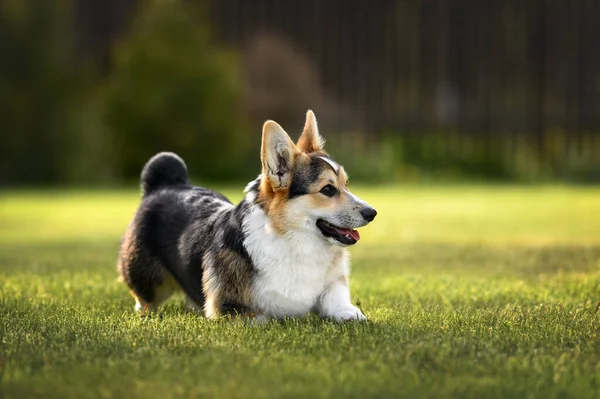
[335,227,360,241]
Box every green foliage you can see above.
[1,186,600,398]
[0,0,596,186]
[332,131,600,183]
[0,0,81,184]
[103,0,250,181]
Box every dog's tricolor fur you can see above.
[117,110,377,322]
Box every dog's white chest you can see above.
[251,251,331,317]
[243,209,343,317]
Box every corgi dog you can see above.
[117,110,377,322]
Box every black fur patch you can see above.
[222,200,251,258]
[288,155,332,199]
[141,152,189,196]
[118,161,257,313]
[247,178,260,194]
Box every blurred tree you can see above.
[0,0,80,185]
[103,0,249,182]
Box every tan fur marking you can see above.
[339,168,349,186]
[261,120,301,191]
[121,224,137,261]
[140,303,150,317]
[215,249,253,305]
[202,258,221,318]
[257,176,294,235]
[202,249,255,318]
[257,147,355,236]
[204,292,220,319]
[257,112,354,238]
[302,164,358,213]
[117,223,138,282]
[297,110,324,153]
[128,289,141,301]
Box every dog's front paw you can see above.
[330,306,367,322]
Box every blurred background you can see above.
[1,0,599,187]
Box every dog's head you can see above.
[252,110,377,246]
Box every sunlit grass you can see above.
[1,185,600,398]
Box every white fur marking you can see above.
[317,156,339,173]
[243,204,351,318]
[316,278,366,321]
[245,191,256,203]
[243,175,262,193]
[343,187,368,208]
[243,175,262,204]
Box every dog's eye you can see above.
[320,184,337,197]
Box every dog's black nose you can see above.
[361,207,377,222]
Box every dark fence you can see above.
[77,1,600,132]
[207,0,600,180]
[210,0,600,134]
[4,0,599,183]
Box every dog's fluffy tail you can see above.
[140,152,189,196]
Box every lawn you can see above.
[1,185,599,398]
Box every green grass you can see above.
[1,185,600,398]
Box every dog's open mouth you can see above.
[316,219,360,245]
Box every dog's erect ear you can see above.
[261,120,300,191]
[297,110,325,153]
